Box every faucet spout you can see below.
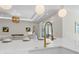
[44,22,54,48]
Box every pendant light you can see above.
[58,6,67,17]
[35,5,45,16]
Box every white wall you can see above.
[0,19,36,36]
[62,6,79,52]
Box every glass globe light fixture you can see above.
[58,8,67,17]
[35,5,45,16]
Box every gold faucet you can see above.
[44,30,46,48]
[44,22,54,48]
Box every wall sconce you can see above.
[12,16,20,23]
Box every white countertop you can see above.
[0,38,62,54]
